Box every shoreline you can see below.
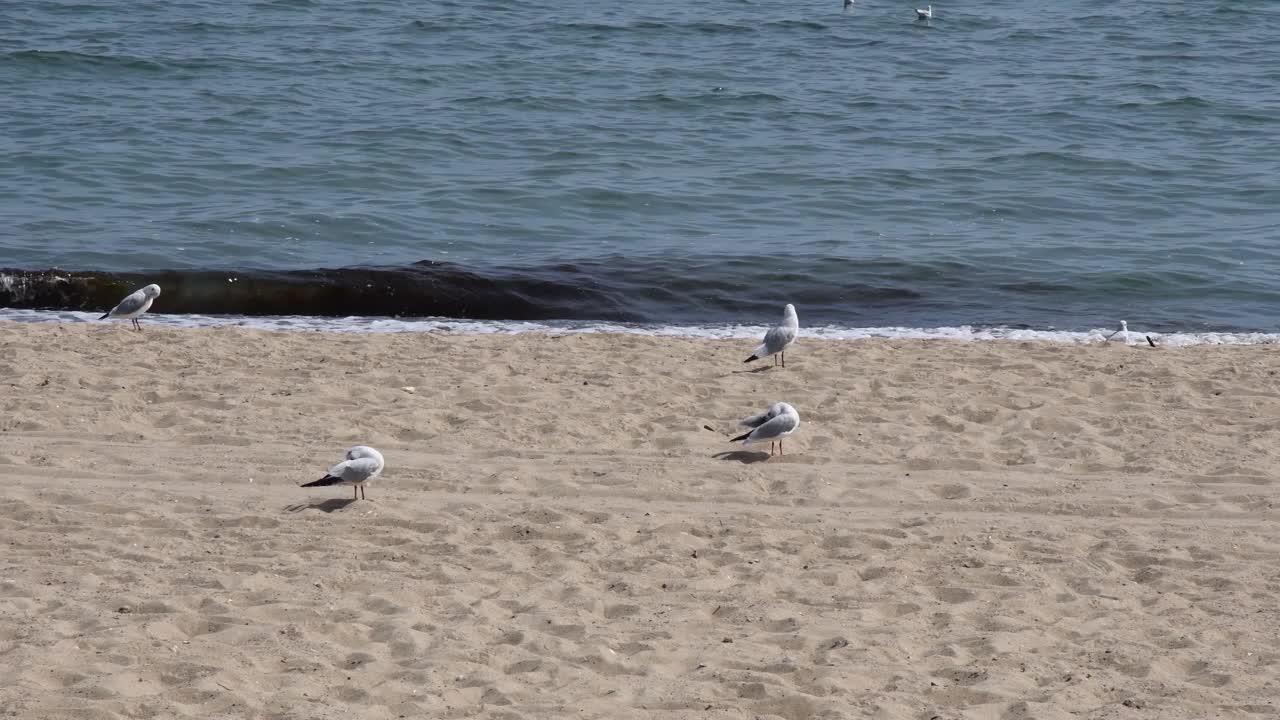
[1,322,1277,718]
[4,312,1280,346]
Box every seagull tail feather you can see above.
[743,355,759,364]
[730,431,752,443]
[302,474,343,488]
[99,312,110,320]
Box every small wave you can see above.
[0,264,632,322]
[3,258,1274,335]
[408,19,452,32]
[629,91,786,108]
[763,19,829,31]
[2,49,166,72]
[557,20,755,35]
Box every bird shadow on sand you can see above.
[284,498,359,513]
[730,366,775,375]
[712,450,773,464]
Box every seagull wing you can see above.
[744,411,799,443]
[330,457,381,483]
[762,324,797,356]
[108,290,148,318]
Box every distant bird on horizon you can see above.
[301,446,385,501]
[744,303,799,368]
[730,402,801,457]
[916,4,933,19]
[99,283,161,331]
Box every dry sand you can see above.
[0,322,1278,719]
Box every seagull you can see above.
[301,446,385,501]
[916,4,932,19]
[744,304,799,368]
[1105,320,1133,345]
[99,283,161,330]
[730,402,801,457]
[844,0,853,7]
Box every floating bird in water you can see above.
[916,4,933,19]
[730,402,801,457]
[744,304,799,368]
[301,446,385,501]
[100,284,161,331]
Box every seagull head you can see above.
[142,284,162,298]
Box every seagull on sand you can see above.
[730,402,801,457]
[301,446,385,500]
[744,303,799,368]
[1105,320,1133,344]
[99,283,161,330]
[916,4,933,19]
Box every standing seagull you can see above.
[1105,320,1133,345]
[730,402,801,457]
[744,304,799,368]
[301,446,385,501]
[916,4,932,19]
[100,283,162,331]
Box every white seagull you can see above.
[99,283,161,330]
[916,4,932,19]
[730,402,801,457]
[301,446,385,501]
[1105,320,1133,345]
[744,303,799,368]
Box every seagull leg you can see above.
[353,486,358,501]
[779,440,784,456]
[781,351,786,368]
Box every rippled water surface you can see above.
[2,0,1278,329]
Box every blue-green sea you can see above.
[2,0,1278,335]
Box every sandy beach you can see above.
[0,322,1277,719]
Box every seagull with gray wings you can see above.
[744,303,798,367]
[100,283,161,330]
[730,402,800,457]
[301,446,385,500]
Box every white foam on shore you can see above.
[2,308,1278,347]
